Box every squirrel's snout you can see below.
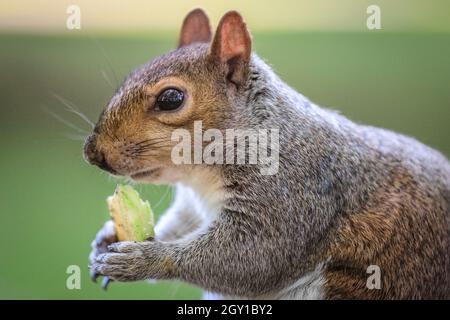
[84,135,116,174]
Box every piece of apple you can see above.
[107,184,155,242]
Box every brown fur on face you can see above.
[86,41,235,183]
[84,9,253,185]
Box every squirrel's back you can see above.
[313,99,450,300]
[358,123,450,195]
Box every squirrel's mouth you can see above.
[130,167,161,180]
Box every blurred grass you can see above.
[0,31,449,299]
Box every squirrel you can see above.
[85,9,450,299]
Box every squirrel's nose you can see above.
[84,135,116,174]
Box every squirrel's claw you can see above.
[90,268,99,283]
[101,277,112,290]
[89,220,119,288]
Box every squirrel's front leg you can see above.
[91,210,284,297]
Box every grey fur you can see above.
[89,41,450,298]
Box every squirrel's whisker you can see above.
[64,133,89,141]
[89,36,120,87]
[100,69,115,89]
[52,93,95,128]
[134,137,167,146]
[133,143,168,152]
[153,185,173,210]
[44,106,89,135]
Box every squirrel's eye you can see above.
[155,88,185,111]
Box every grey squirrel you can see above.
[85,9,450,299]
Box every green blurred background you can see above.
[0,0,449,299]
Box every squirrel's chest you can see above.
[178,172,226,231]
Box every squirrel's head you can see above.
[84,9,252,184]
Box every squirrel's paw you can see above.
[90,241,171,282]
[89,220,117,282]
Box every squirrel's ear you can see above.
[209,11,252,87]
[178,8,212,48]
